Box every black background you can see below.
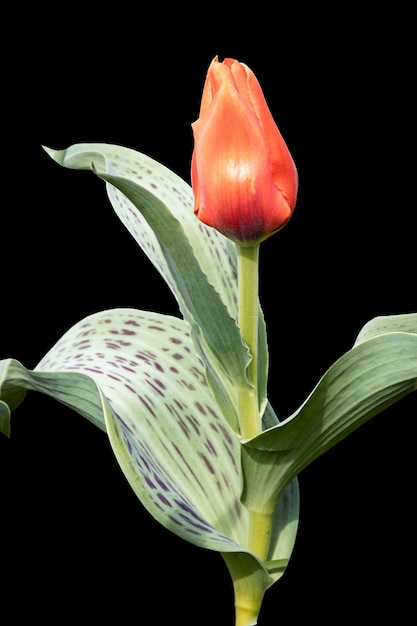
[1,5,415,623]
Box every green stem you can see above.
[222,553,268,626]
[236,244,274,569]
[246,509,273,562]
[236,244,261,440]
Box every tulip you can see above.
[191,56,298,246]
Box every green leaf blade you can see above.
[2,308,251,551]
[92,170,248,428]
[44,143,239,320]
[43,143,270,427]
[244,329,417,496]
[1,306,298,601]
[354,312,417,345]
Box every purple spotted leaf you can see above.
[44,145,239,319]
[43,144,270,429]
[0,307,299,600]
[38,309,251,545]
[1,308,246,548]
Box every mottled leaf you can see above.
[0,307,299,601]
[44,144,269,428]
[34,308,248,547]
[44,144,239,320]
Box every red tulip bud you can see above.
[191,57,298,246]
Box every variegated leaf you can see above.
[35,308,248,548]
[44,144,269,427]
[0,307,299,597]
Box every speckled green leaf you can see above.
[1,308,247,548]
[0,306,298,610]
[44,144,239,320]
[43,143,269,429]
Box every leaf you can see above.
[1,359,107,435]
[243,318,417,506]
[1,306,299,621]
[43,144,239,320]
[265,477,299,581]
[1,308,244,547]
[354,312,417,345]
[44,143,269,427]
[0,400,12,437]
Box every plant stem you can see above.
[236,244,261,440]
[237,244,274,568]
[235,606,260,626]
[246,509,273,562]
[222,553,267,626]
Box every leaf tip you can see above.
[42,145,64,165]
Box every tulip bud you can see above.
[191,56,298,246]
